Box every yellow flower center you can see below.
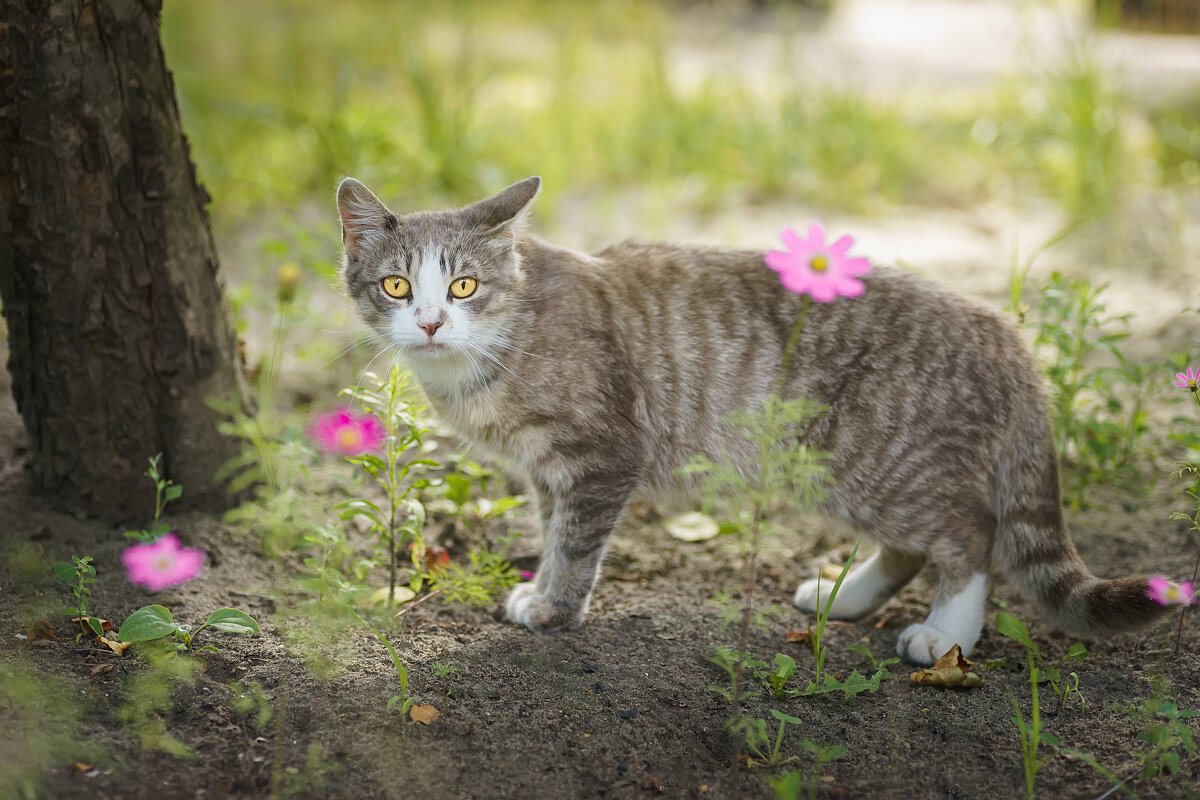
[809,254,829,273]
[155,556,173,572]
[337,428,362,449]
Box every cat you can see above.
[335,175,1169,665]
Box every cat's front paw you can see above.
[505,582,584,632]
[896,623,969,666]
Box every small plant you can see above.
[1168,363,1200,649]
[53,555,102,640]
[803,543,859,688]
[709,647,767,703]
[435,458,527,542]
[349,610,413,716]
[1135,698,1198,783]
[764,740,846,800]
[728,709,804,769]
[118,604,260,653]
[124,453,184,543]
[845,643,901,673]
[996,612,1089,714]
[230,680,273,731]
[330,366,437,607]
[431,661,460,713]
[1025,272,1149,508]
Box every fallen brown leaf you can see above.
[71,617,113,634]
[90,664,114,675]
[785,630,811,644]
[409,704,441,725]
[27,620,57,642]
[97,637,132,656]
[910,644,984,688]
[72,762,93,772]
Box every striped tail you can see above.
[991,405,1170,637]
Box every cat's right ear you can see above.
[463,176,541,237]
[336,178,397,260]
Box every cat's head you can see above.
[336,177,540,378]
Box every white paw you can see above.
[897,623,965,666]
[793,577,826,614]
[793,574,871,619]
[504,582,581,632]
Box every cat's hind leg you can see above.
[896,532,992,665]
[793,545,925,619]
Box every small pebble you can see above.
[617,709,637,719]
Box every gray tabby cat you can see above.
[336,176,1167,665]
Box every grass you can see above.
[162,0,1200,240]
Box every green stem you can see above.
[777,296,813,396]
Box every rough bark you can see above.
[0,0,249,521]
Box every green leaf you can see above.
[164,485,183,501]
[203,608,260,634]
[1065,642,1088,661]
[53,563,76,583]
[299,577,329,595]
[118,605,180,642]
[387,695,401,712]
[85,616,104,636]
[769,708,802,725]
[995,612,1036,652]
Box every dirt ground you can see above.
[2,328,1200,800]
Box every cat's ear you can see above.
[463,177,541,237]
[336,178,397,259]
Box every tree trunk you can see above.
[0,0,250,522]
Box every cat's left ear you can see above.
[463,177,541,237]
[337,178,397,260]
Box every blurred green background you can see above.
[160,0,1200,385]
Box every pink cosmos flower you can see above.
[1173,366,1199,392]
[309,410,385,455]
[122,533,204,592]
[1146,576,1196,607]
[519,570,536,581]
[764,222,872,302]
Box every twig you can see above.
[394,586,446,618]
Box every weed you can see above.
[996,612,1089,714]
[230,679,273,731]
[53,555,102,640]
[1026,272,1149,508]
[117,647,198,756]
[123,453,184,543]
[118,604,260,653]
[335,366,436,607]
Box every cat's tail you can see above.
[991,406,1170,638]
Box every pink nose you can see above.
[419,320,442,337]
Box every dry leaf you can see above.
[26,620,57,642]
[785,630,811,644]
[72,762,93,772]
[409,704,441,725]
[71,617,113,634]
[910,644,984,688]
[97,636,132,656]
[90,664,114,675]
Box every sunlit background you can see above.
[161,0,1200,388]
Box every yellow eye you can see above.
[450,276,478,299]
[381,275,410,299]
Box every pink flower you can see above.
[122,533,204,592]
[309,410,385,455]
[1173,366,1199,392]
[764,223,872,302]
[1146,576,1196,606]
[519,570,536,581]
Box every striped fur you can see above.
[337,177,1170,664]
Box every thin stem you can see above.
[394,586,446,618]
[1174,390,1200,656]
[777,296,813,396]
